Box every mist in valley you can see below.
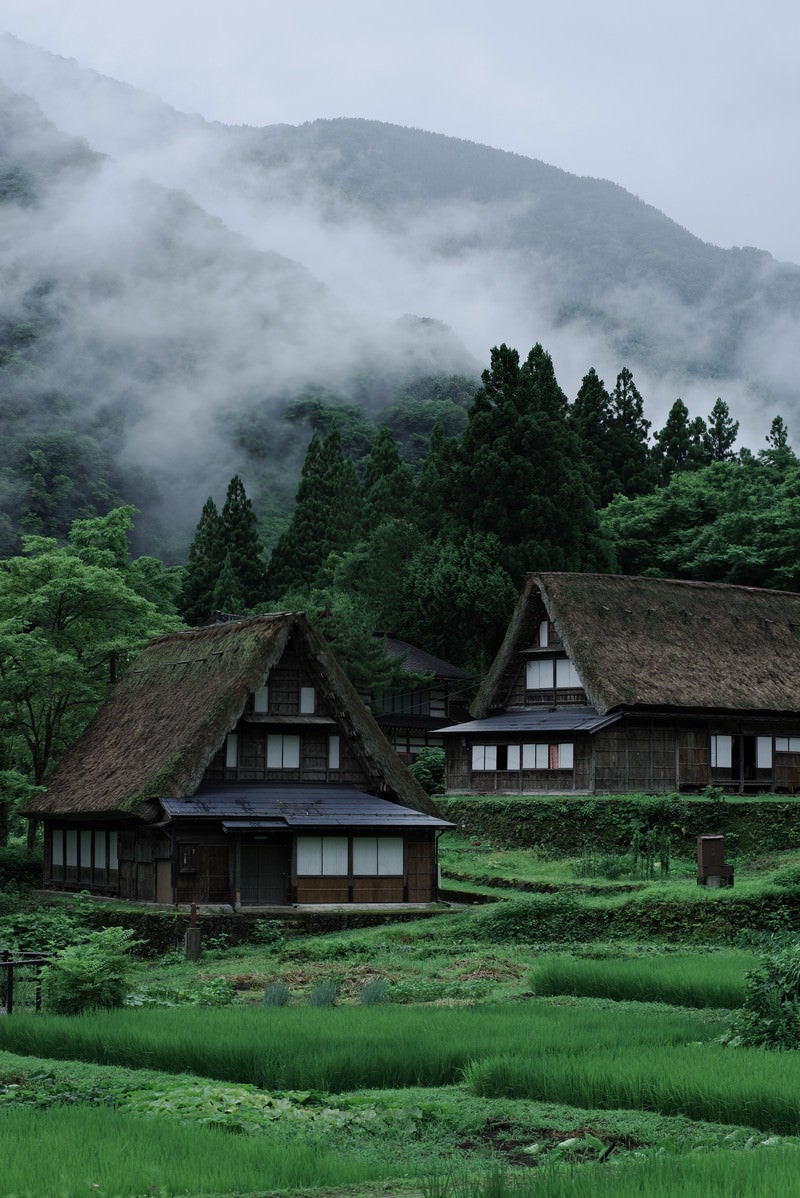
[1,34,799,558]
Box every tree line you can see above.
[2,341,798,841]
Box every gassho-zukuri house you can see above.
[442,572,800,796]
[23,614,453,906]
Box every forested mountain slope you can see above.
[2,34,800,557]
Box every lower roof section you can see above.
[160,784,454,829]
[440,707,622,736]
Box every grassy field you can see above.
[2,823,800,1196]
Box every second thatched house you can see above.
[442,572,800,795]
[24,614,452,906]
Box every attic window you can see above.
[225,733,238,769]
[300,686,316,714]
[267,734,301,769]
[538,620,549,647]
[253,686,269,714]
[328,735,341,769]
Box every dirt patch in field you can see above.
[457,1117,645,1167]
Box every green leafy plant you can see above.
[41,926,140,1015]
[725,939,800,1049]
[409,748,446,796]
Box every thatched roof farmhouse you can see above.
[27,613,451,906]
[443,572,800,795]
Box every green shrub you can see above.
[470,894,583,942]
[360,977,388,1005]
[725,940,800,1048]
[308,978,338,1007]
[250,918,285,948]
[41,926,140,1015]
[409,748,446,796]
[263,980,290,1007]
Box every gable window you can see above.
[300,686,316,714]
[556,659,580,688]
[526,660,553,689]
[225,733,238,768]
[297,836,348,876]
[538,620,549,647]
[526,658,581,690]
[253,686,269,714]
[267,734,301,769]
[328,735,340,769]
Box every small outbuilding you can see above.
[24,613,452,906]
[442,572,800,795]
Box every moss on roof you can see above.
[26,613,437,819]
[474,572,800,717]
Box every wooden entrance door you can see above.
[240,842,291,905]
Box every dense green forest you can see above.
[2,335,797,842]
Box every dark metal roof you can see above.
[160,784,454,828]
[379,636,472,680]
[439,707,621,735]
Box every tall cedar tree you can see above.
[706,398,739,462]
[414,419,460,538]
[266,426,363,597]
[176,497,225,625]
[220,474,267,606]
[652,398,709,483]
[456,343,609,584]
[362,425,414,522]
[568,368,618,507]
[607,367,656,497]
[178,477,267,624]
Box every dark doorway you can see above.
[240,841,291,905]
[732,735,757,782]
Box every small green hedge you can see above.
[440,794,800,858]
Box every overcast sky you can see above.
[2,0,800,264]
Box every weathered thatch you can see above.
[474,573,800,718]
[25,613,438,819]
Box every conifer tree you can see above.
[607,367,655,497]
[220,474,267,607]
[212,550,246,614]
[705,398,739,462]
[414,418,461,538]
[569,368,617,507]
[652,399,709,483]
[266,426,363,596]
[456,343,610,583]
[176,497,225,625]
[362,425,414,521]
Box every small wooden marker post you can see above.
[185,902,202,960]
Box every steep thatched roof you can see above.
[26,612,438,819]
[474,573,800,718]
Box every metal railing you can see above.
[0,950,48,1015]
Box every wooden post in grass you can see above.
[185,902,202,960]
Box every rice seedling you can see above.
[530,950,754,1008]
[464,1038,800,1134]
[423,1145,800,1198]
[0,1102,390,1197]
[0,999,716,1092]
